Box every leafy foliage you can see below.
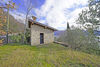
[0,0,24,36]
[69,0,100,55]
[57,28,100,55]
[67,22,70,30]
[25,29,31,44]
[10,29,31,44]
[77,0,100,29]
[10,33,24,43]
[0,8,7,35]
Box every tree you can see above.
[77,0,100,30]
[73,0,100,54]
[0,0,16,43]
[57,27,99,55]
[0,8,7,35]
[76,0,100,46]
[23,0,37,43]
[67,22,70,30]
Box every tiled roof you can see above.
[28,19,58,31]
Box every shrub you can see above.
[10,33,24,43]
[57,28,100,55]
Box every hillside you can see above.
[54,30,65,37]
[9,14,24,33]
[0,43,100,67]
[1,11,25,33]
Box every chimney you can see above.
[32,16,37,21]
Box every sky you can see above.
[0,0,88,30]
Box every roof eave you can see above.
[28,19,58,31]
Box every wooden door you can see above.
[40,33,44,44]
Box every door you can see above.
[40,33,44,44]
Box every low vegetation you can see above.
[57,28,100,55]
[0,43,100,67]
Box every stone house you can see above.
[28,19,57,46]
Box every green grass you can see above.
[0,43,100,67]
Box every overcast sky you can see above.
[0,0,88,30]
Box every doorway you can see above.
[40,33,44,44]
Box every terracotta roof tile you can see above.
[28,19,58,31]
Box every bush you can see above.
[57,28,100,55]
[10,29,31,44]
[10,33,24,43]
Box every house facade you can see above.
[28,19,57,46]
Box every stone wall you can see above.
[31,24,54,45]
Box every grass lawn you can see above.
[0,43,100,67]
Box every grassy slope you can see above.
[0,43,100,67]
